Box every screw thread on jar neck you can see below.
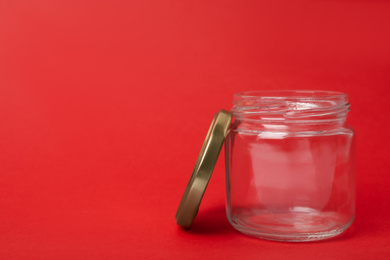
[231,91,350,132]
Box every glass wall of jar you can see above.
[225,91,355,242]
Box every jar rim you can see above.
[234,90,347,100]
[232,90,350,124]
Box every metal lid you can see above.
[176,109,232,228]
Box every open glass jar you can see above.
[176,90,355,242]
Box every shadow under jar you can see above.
[225,90,355,242]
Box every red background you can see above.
[1,0,390,259]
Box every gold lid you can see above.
[176,109,232,228]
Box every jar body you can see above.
[225,91,355,242]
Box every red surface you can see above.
[1,0,390,259]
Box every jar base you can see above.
[228,209,354,242]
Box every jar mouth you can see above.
[232,90,350,123]
[234,90,347,101]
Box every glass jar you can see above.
[225,90,355,242]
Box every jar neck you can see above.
[231,91,350,132]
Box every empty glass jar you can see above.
[225,90,355,242]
